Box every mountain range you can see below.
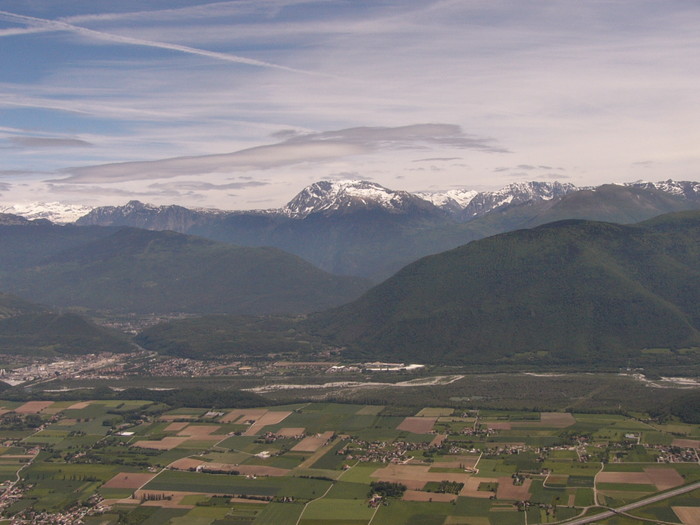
[70,178,700,225]
[2,179,700,365]
[0,226,369,315]
[73,179,700,280]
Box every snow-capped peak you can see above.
[626,180,700,199]
[0,202,94,224]
[283,180,431,218]
[417,188,479,210]
[420,181,578,219]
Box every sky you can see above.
[0,0,699,210]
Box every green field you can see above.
[0,398,698,524]
[301,498,375,522]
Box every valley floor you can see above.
[12,351,696,414]
[0,400,700,524]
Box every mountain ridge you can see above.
[0,227,370,315]
[71,179,700,280]
[14,178,700,281]
[59,178,700,226]
[309,210,700,365]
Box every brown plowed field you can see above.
[177,425,220,437]
[644,467,685,490]
[538,412,576,428]
[276,427,305,438]
[486,422,511,430]
[511,412,575,428]
[103,498,139,506]
[103,472,158,489]
[169,457,206,470]
[397,417,437,434]
[229,497,269,504]
[403,490,457,502]
[459,477,498,499]
[164,422,189,432]
[673,506,700,525]
[67,401,92,409]
[15,401,53,414]
[430,434,447,447]
[496,476,531,500]
[132,437,189,450]
[243,411,292,436]
[597,471,650,484]
[598,468,683,491]
[672,438,700,448]
[546,474,568,486]
[371,464,471,490]
[292,431,335,452]
[416,408,454,417]
[220,408,268,424]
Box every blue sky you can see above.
[1,0,699,209]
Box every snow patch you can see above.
[0,202,94,224]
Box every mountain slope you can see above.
[135,315,328,359]
[311,211,700,365]
[0,292,133,356]
[0,223,119,272]
[0,228,370,315]
[0,292,43,318]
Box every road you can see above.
[559,480,700,524]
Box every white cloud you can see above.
[1,1,699,208]
[148,180,269,191]
[8,137,92,148]
[54,124,504,183]
[61,0,325,25]
[57,141,364,183]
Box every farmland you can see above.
[0,400,699,524]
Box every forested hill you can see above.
[0,228,370,315]
[310,211,700,365]
[0,292,133,356]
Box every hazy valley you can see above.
[2,179,700,525]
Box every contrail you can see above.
[0,9,318,75]
[62,0,317,24]
[62,1,248,24]
[0,92,181,119]
[0,26,48,37]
